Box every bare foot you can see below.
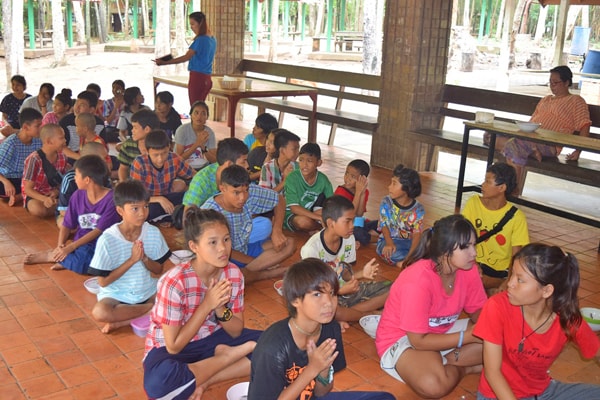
[338,321,350,333]
[243,265,288,283]
[188,385,204,400]
[8,194,21,207]
[465,364,483,375]
[215,341,256,359]
[50,263,66,271]
[531,148,543,162]
[23,252,53,265]
[101,320,132,334]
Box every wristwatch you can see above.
[216,307,233,322]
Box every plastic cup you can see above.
[354,216,365,227]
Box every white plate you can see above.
[169,250,194,264]
[359,314,380,339]
[274,280,284,296]
[84,277,100,294]
[226,381,249,400]
[581,307,600,331]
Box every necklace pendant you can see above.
[518,340,524,353]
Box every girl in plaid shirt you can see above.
[143,207,261,400]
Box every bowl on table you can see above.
[84,277,100,294]
[359,314,380,339]
[226,381,249,400]
[130,314,151,337]
[274,280,284,296]
[215,76,243,90]
[515,121,541,132]
[581,307,600,331]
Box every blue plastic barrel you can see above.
[582,49,600,75]
[571,26,590,56]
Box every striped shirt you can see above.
[117,138,141,168]
[130,152,195,196]
[88,222,170,304]
[0,133,42,178]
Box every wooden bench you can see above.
[334,31,364,52]
[238,59,380,145]
[409,84,600,190]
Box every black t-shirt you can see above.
[248,318,346,400]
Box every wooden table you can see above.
[457,120,600,228]
[153,75,318,141]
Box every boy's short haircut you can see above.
[74,155,109,186]
[392,164,422,199]
[131,109,160,130]
[283,258,339,317]
[40,124,61,141]
[322,195,354,226]
[157,91,174,105]
[190,100,209,116]
[255,113,279,134]
[216,138,249,165]
[75,113,96,131]
[11,75,27,89]
[18,108,43,127]
[144,130,170,150]
[487,162,517,196]
[299,142,321,160]
[220,165,251,188]
[80,141,107,157]
[273,129,301,151]
[348,159,370,177]
[114,179,150,207]
[86,83,101,96]
[77,90,98,108]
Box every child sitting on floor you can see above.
[22,123,68,218]
[335,159,379,246]
[376,164,425,267]
[258,128,300,193]
[23,154,120,273]
[301,195,390,324]
[143,207,261,400]
[248,258,394,400]
[88,180,171,333]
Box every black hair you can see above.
[19,108,43,127]
[283,258,339,318]
[189,12,208,36]
[273,128,301,151]
[190,100,209,116]
[348,159,370,177]
[11,75,26,89]
[322,195,354,226]
[487,162,517,197]
[77,90,98,108]
[131,109,160,130]
[54,89,73,109]
[299,142,321,159]
[514,243,582,339]
[86,83,101,97]
[402,214,476,269]
[74,154,109,186]
[75,113,96,131]
[156,91,174,105]
[40,83,55,98]
[144,130,171,150]
[113,179,150,207]
[392,164,421,198]
[183,206,230,245]
[112,79,125,89]
[550,65,573,87]
[124,87,142,108]
[255,113,279,135]
[216,138,249,165]
[220,165,251,187]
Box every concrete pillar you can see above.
[371,0,453,170]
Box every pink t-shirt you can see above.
[375,258,487,357]
[474,292,599,398]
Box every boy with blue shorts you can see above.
[24,154,120,274]
[88,180,171,333]
[376,164,425,268]
[202,164,296,282]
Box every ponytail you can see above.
[402,227,433,268]
[183,206,230,246]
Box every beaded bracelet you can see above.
[315,365,334,386]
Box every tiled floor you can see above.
[1,119,599,399]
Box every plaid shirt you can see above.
[0,134,42,178]
[22,150,68,201]
[144,261,244,356]
[182,162,219,207]
[201,185,279,253]
[130,152,195,196]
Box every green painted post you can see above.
[478,0,487,41]
[485,0,492,37]
[67,1,73,47]
[326,0,333,52]
[28,0,35,49]
[153,0,157,44]
[301,3,306,41]
[133,0,139,39]
[251,0,258,52]
[340,0,346,31]
[283,1,290,38]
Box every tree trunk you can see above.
[268,0,280,62]
[72,1,86,44]
[451,0,459,27]
[94,3,105,43]
[175,0,187,74]
[124,0,131,35]
[509,0,528,66]
[362,0,382,75]
[51,0,67,66]
[519,0,533,34]
[141,0,150,37]
[2,0,25,90]
[154,0,172,76]
[315,1,325,36]
[534,3,549,43]
[463,0,471,30]
[497,0,516,91]
[495,0,506,39]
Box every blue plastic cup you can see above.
[354,217,365,227]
